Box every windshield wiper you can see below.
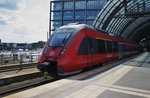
[61,35,67,46]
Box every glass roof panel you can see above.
[93,0,150,41]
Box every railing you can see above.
[0,52,41,66]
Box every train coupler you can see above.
[37,62,50,72]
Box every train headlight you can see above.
[60,48,66,55]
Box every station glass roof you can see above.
[93,0,150,42]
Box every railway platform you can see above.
[4,52,150,98]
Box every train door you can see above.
[87,38,91,67]
[79,37,91,67]
[118,43,123,59]
[105,41,113,61]
[88,38,99,66]
[77,37,90,68]
[88,38,93,66]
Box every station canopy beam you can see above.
[93,0,150,43]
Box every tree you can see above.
[31,41,46,49]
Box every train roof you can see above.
[59,23,89,30]
[57,23,139,46]
[59,23,108,34]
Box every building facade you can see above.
[49,0,107,34]
[0,42,32,50]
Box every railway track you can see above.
[0,63,37,72]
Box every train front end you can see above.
[37,27,76,77]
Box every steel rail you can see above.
[0,63,37,72]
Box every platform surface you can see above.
[4,52,150,98]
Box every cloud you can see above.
[0,0,50,43]
[0,0,24,11]
[0,0,26,25]
[0,20,6,25]
[0,15,7,25]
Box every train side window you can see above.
[122,45,125,52]
[90,38,99,54]
[124,45,128,52]
[112,42,118,52]
[123,45,127,52]
[118,44,123,51]
[126,46,129,52]
[106,41,113,52]
[97,39,105,53]
[77,38,89,55]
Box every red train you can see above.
[37,24,139,76]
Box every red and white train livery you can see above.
[37,24,139,76]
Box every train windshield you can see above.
[48,28,75,47]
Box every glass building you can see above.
[49,0,107,34]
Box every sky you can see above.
[0,0,51,43]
